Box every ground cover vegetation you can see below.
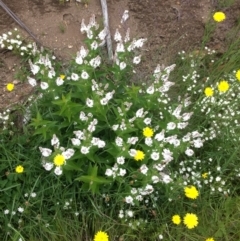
[0,8,240,241]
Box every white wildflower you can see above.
[39,147,52,157]
[125,196,133,204]
[91,41,98,50]
[73,130,85,139]
[136,108,144,117]
[120,61,126,70]
[152,176,160,183]
[54,166,63,176]
[98,140,106,148]
[86,98,94,108]
[40,82,49,90]
[71,73,79,81]
[126,210,134,217]
[56,77,64,86]
[116,42,125,52]
[89,56,101,68]
[105,169,113,177]
[81,146,90,154]
[115,137,123,147]
[51,134,60,147]
[27,76,37,86]
[133,55,141,64]
[145,137,153,146]
[117,156,125,165]
[119,168,127,176]
[42,162,54,171]
[140,164,148,175]
[151,152,159,161]
[146,85,154,94]
[62,149,75,159]
[81,71,89,79]
[121,10,129,23]
[167,122,176,130]
[185,148,194,156]
[79,46,88,58]
[100,98,108,105]
[114,29,122,42]
[155,130,165,141]
[17,207,24,213]
[127,137,139,145]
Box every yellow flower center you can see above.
[94,231,109,241]
[134,150,145,161]
[204,87,214,97]
[202,172,208,178]
[213,12,226,22]
[184,186,199,199]
[236,70,240,81]
[15,165,24,173]
[172,215,181,225]
[54,154,65,166]
[6,83,14,92]
[183,213,198,229]
[218,80,229,92]
[60,74,65,80]
[143,127,154,138]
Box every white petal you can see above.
[40,82,49,90]
[27,77,37,87]
[62,148,75,159]
[39,147,52,157]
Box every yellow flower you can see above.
[15,165,24,173]
[143,127,154,138]
[213,12,226,22]
[236,69,240,81]
[60,74,65,80]
[6,83,14,92]
[218,80,229,92]
[206,238,215,241]
[202,172,208,178]
[183,213,198,229]
[94,231,109,241]
[134,150,145,161]
[172,215,181,225]
[184,186,199,199]
[204,87,214,97]
[53,154,65,166]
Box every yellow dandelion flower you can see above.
[184,186,199,199]
[204,87,214,97]
[172,215,181,225]
[6,83,14,92]
[206,238,215,241]
[54,154,65,166]
[218,80,229,92]
[143,127,154,138]
[236,69,240,81]
[15,165,24,173]
[60,74,65,80]
[134,150,145,161]
[213,12,226,22]
[94,231,109,241]
[202,172,208,178]
[183,213,198,229]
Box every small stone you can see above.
[13,80,20,84]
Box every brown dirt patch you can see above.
[0,0,240,110]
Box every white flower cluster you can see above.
[39,134,75,175]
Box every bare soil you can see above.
[0,0,239,110]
